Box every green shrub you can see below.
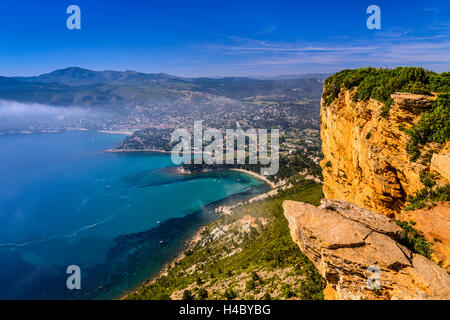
[280,284,294,298]
[152,292,171,300]
[223,288,237,300]
[250,271,260,282]
[298,263,327,300]
[380,104,392,119]
[182,290,194,300]
[395,220,432,258]
[323,67,449,116]
[405,94,450,162]
[245,279,256,291]
[405,184,450,211]
[197,288,208,299]
[262,292,271,300]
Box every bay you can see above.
[0,131,269,299]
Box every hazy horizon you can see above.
[6,66,335,79]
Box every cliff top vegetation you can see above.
[322,67,450,107]
[323,67,449,163]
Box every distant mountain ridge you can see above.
[0,67,325,108]
[11,67,329,85]
[13,67,186,86]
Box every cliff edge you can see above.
[283,68,450,299]
[283,199,450,300]
[320,90,448,216]
[319,67,449,216]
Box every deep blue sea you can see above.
[0,131,269,299]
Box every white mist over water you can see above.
[0,99,116,133]
[0,99,88,117]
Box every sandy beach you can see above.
[105,148,172,154]
[98,130,134,135]
[229,168,277,188]
[120,168,275,299]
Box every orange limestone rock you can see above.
[320,90,448,216]
[398,202,450,271]
[283,199,450,300]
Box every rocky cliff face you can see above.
[283,78,450,300]
[320,90,448,216]
[283,199,450,300]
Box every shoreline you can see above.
[106,148,208,155]
[105,149,279,299]
[120,170,275,300]
[105,148,172,154]
[0,129,134,136]
[229,168,277,189]
[98,130,134,136]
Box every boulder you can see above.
[283,199,450,300]
[431,153,450,183]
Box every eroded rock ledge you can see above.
[283,198,450,300]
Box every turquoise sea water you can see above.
[0,131,269,299]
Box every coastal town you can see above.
[111,89,323,182]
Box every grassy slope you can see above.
[126,177,325,300]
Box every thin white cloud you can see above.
[196,33,450,72]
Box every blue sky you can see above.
[1,0,449,77]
